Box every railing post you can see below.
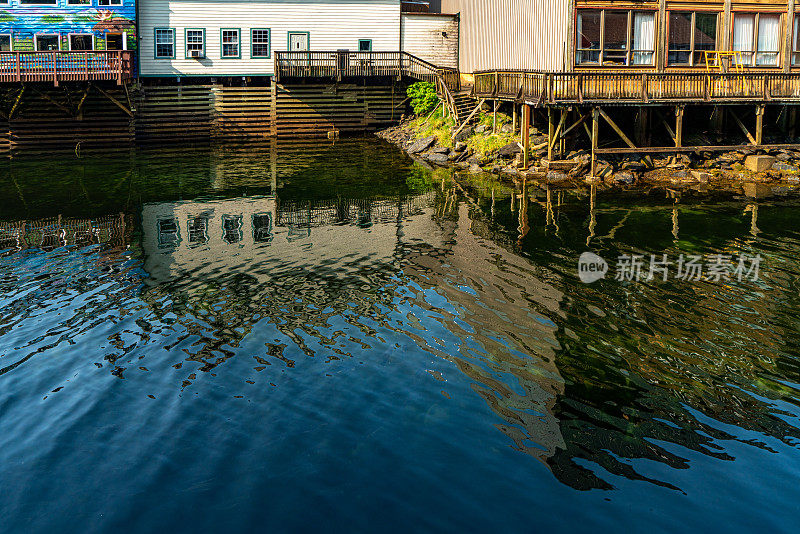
[85,51,89,80]
[52,50,57,86]
[577,73,583,103]
[15,52,20,82]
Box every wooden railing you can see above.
[473,70,800,104]
[275,51,460,91]
[0,51,133,85]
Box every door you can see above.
[288,32,309,52]
[105,33,124,51]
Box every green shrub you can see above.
[407,82,439,116]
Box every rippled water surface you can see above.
[2,140,800,533]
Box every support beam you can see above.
[675,106,684,148]
[512,105,518,133]
[92,83,133,118]
[591,108,599,177]
[493,99,497,133]
[598,108,637,150]
[9,85,25,120]
[548,109,568,157]
[730,109,757,146]
[755,104,765,146]
[522,103,531,169]
[547,107,556,160]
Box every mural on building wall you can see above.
[0,1,136,52]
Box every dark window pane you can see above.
[577,11,601,64]
[603,11,629,64]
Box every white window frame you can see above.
[185,28,205,58]
[105,32,126,51]
[68,33,94,51]
[35,34,61,51]
[251,28,271,58]
[97,0,122,5]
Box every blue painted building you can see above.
[0,0,136,54]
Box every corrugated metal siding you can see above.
[401,14,459,68]
[441,0,570,73]
[139,0,401,77]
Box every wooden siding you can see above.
[274,82,404,137]
[440,0,571,73]
[401,13,459,69]
[138,0,402,77]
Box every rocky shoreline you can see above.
[377,116,800,198]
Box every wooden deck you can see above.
[0,51,133,86]
[474,71,800,105]
[275,51,460,90]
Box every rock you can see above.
[691,170,712,183]
[453,127,473,143]
[585,175,603,185]
[453,142,467,152]
[424,152,450,165]
[622,161,646,172]
[408,136,437,154]
[475,124,488,134]
[543,159,577,172]
[776,150,794,161]
[594,161,613,179]
[432,145,450,155]
[772,162,799,172]
[743,182,776,199]
[469,164,483,174]
[546,171,569,184]
[612,171,636,185]
[718,152,744,164]
[500,123,514,134]
[497,142,522,158]
[669,171,691,183]
[745,155,777,173]
[666,163,687,170]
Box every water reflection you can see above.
[2,140,800,510]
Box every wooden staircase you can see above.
[452,89,477,125]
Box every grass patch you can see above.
[410,106,455,148]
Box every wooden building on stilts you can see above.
[436,0,800,175]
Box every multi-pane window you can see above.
[97,0,122,5]
[21,0,57,4]
[157,219,180,247]
[36,35,60,51]
[67,0,90,4]
[668,12,718,66]
[358,39,372,52]
[732,13,781,66]
[794,15,800,65]
[155,29,174,59]
[69,34,93,51]
[221,29,240,58]
[187,217,208,245]
[222,216,242,244]
[186,29,205,58]
[0,35,11,52]
[576,10,655,66]
[251,29,271,58]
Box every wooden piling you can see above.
[755,105,765,146]
[675,106,684,148]
[548,107,555,161]
[590,107,599,177]
[522,103,530,168]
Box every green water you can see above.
[1,139,800,533]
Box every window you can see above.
[21,0,57,4]
[157,219,180,247]
[69,34,93,51]
[154,28,175,59]
[222,216,242,244]
[0,35,11,52]
[794,15,800,65]
[221,29,240,58]
[105,33,124,51]
[185,29,205,58]
[97,0,122,5]
[251,28,271,58]
[67,0,91,4]
[253,214,273,243]
[35,35,60,51]
[733,13,781,66]
[668,12,718,66]
[358,39,372,52]
[187,217,209,245]
[576,10,655,66]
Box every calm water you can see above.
[1,140,800,533]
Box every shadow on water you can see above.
[2,138,800,531]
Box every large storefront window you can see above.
[732,13,781,66]
[794,15,800,65]
[576,10,655,66]
[668,12,718,66]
